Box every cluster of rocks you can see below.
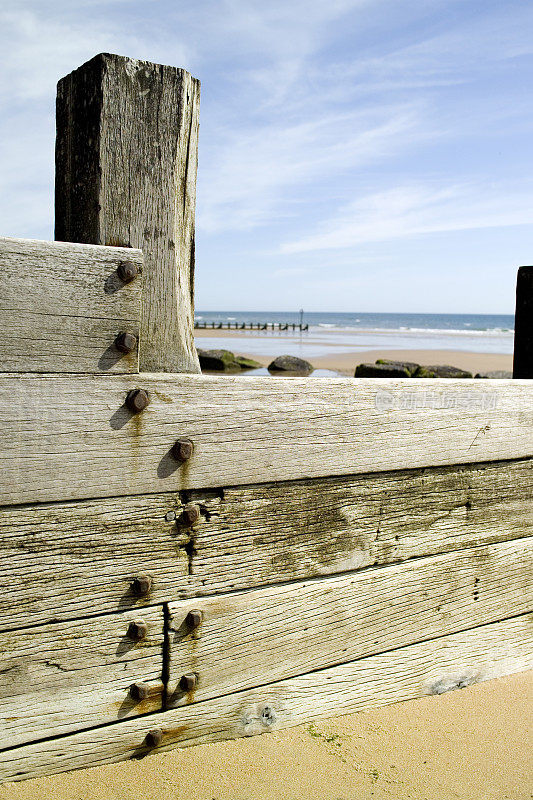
[198,349,314,375]
[354,359,511,379]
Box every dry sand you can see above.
[1,670,531,800]
[194,330,513,376]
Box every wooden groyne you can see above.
[194,321,309,331]
[0,52,531,784]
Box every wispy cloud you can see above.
[281,181,533,254]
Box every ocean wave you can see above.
[308,325,514,336]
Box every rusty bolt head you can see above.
[179,673,198,692]
[171,438,194,463]
[126,388,150,413]
[185,609,203,629]
[115,331,137,353]
[181,503,201,526]
[117,260,138,283]
[127,620,148,641]
[130,682,149,702]
[131,574,152,597]
[145,728,163,748]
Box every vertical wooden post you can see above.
[513,266,533,378]
[55,53,200,373]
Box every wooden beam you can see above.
[166,538,533,704]
[55,53,200,374]
[0,607,164,749]
[1,615,530,782]
[0,458,531,629]
[0,237,142,373]
[0,374,531,506]
[513,266,533,378]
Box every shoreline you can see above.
[195,331,513,376]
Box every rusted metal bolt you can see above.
[185,609,203,629]
[145,728,163,748]
[127,620,148,641]
[131,574,152,597]
[115,331,137,353]
[171,437,194,462]
[129,682,149,702]
[179,673,198,692]
[181,503,201,526]
[125,388,150,413]
[117,260,138,283]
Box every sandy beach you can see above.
[1,670,530,800]
[194,329,513,376]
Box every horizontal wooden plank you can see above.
[0,608,164,749]
[1,374,532,505]
[166,538,533,704]
[0,459,531,629]
[1,615,530,782]
[0,236,142,373]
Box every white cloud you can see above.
[281,181,533,254]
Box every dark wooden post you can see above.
[55,53,200,373]
[513,266,533,378]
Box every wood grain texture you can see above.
[0,237,142,373]
[55,53,200,374]
[0,608,164,749]
[513,265,533,378]
[1,374,532,506]
[1,458,531,629]
[166,538,533,704]
[1,615,530,782]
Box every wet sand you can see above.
[1,670,531,800]
[195,330,513,375]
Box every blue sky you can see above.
[1,0,532,313]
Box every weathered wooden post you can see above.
[513,266,533,378]
[55,53,200,373]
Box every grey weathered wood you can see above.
[1,615,530,782]
[166,538,533,704]
[0,237,142,373]
[0,458,531,629]
[0,608,164,749]
[1,374,531,506]
[55,53,200,374]
[513,266,533,378]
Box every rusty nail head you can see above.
[145,728,163,748]
[165,510,177,522]
[117,260,138,283]
[181,503,201,526]
[130,682,149,701]
[127,620,148,641]
[115,331,137,353]
[185,609,203,629]
[171,438,194,462]
[131,574,152,597]
[126,388,150,413]
[179,673,198,692]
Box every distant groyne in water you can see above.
[194,321,309,331]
